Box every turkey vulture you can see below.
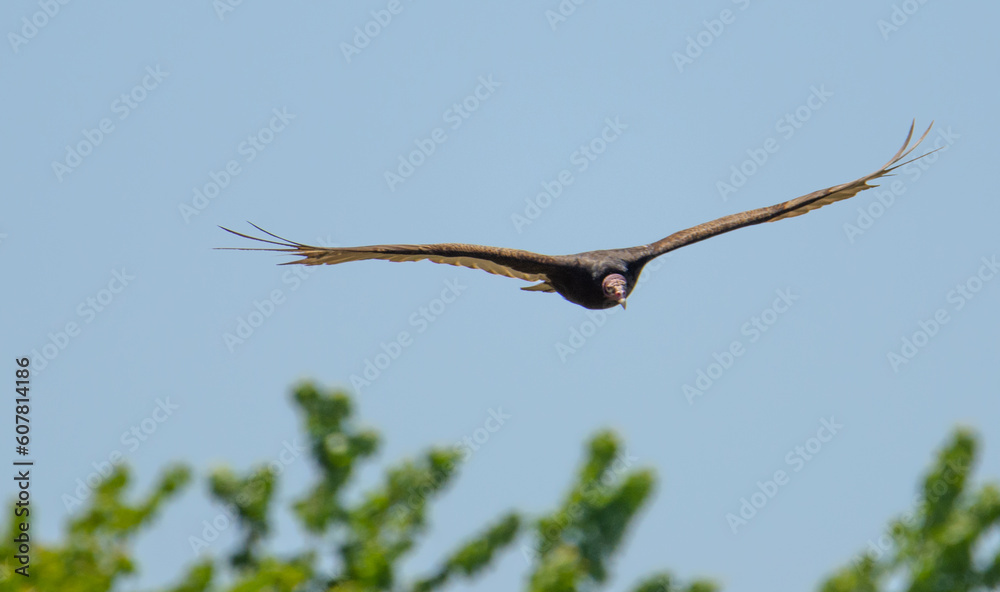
[222,122,934,310]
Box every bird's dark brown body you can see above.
[539,250,647,309]
[222,122,934,310]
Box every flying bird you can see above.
[222,122,934,310]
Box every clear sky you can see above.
[3,2,998,590]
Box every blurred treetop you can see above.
[2,383,996,592]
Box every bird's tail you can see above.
[521,282,556,292]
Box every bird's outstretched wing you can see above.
[636,121,936,260]
[219,224,563,283]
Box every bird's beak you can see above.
[612,286,627,310]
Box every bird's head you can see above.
[602,274,628,309]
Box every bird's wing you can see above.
[637,121,936,260]
[219,224,562,282]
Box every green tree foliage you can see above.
[0,464,190,592]
[1,384,996,592]
[820,428,1000,592]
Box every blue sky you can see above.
[3,1,998,590]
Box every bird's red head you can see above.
[602,274,628,309]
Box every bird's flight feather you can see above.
[219,224,562,283]
[637,121,935,260]
[220,122,936,304]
